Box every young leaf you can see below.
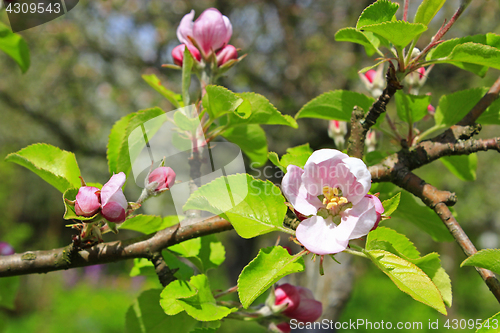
[268,152,285,173]
[381,192,401,217]
[361,21,427,48]
[142,74,182,108]
[269,144,313,173]
[127,289,197,333]
[335,27,380,56]
[367,226,421,259]
[5,143,81,193]
[107,107,166,177]
[477,97,500,125]
[414,0,446,26]
[394,91,431,123]
[238,246,305,308]
[0,276,20,310]
[183,174,288,238]
[391,192,453,242]
[169,235,226,273]
[160,279,198,316]
[433,43,500,74]
[226,92,298,128]
[365,249,447,315]
[461,249,500,275]
[175,275,236,321]
[440,154,477,181]
[296,90,374,121]
[434,88,487,128]
[203,85,244,120]
[476,311,500,333]
[356,0,400,30]
[0,22,30,73]
[182,47,194,106]
[120,214,182,234]
[162,250,195,280]
[130,258,156,277]
[221,124,268,167]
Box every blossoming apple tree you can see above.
[3,1,500,332]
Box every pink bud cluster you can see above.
[172,8,238,67]
[274,283,323,333]
[74,172,128,223]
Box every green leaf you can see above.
[62,188,101,221]
[296,90,374,121]
[367,226,421,259]
[169,235,226,273]
[238,246,305,308]
[221,124,268,167]
[182,47,194,106]
[335,27,379,56]
[434,88,487,128]
[161,275,235,321]
[476,311,500,333]
[269,144,313,173]
[394,91,431,123]
[478,97,500,124]
[107,107,166,177]
[0,22,30,73]
[142,74,182,108]
[204,85,244,120]
[162,250,195,280]
[414,0,446,26]
[268,152,285,173]
[130,258,156,277]
[381,192,401,217]
[432,43,500,74]
[5,143,81,193]
[127,289,197,333]
[226,92,298,128]
[356,0,399,30]
[461,249,500,275]
[365,249,447,315]
[0,276,20,310]
[392,191,453,242]
[120,215,182,234]
[183,174,288,238]
[362,21,427,48]
[409,253,452,307]
[174,110,200,134]
[440,154,477,181]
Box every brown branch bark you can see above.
[151,252,178,287]
[0,216,232,278]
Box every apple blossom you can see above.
[100,172,128,223]
[281,149,383,255]
[274,283,322,323]
[216,44,238,66]
[327,120,348,149]
[176,8,232,57]
[365,129,377,153]
[0,242,14,256]
[148,166,176,191]
[74,186,101,217]
[171,44,201,66]
[359,65,385,98]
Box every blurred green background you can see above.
[1,0,500,332]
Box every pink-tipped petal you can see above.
[101,201,126,223]
[296,216,348,255]
[302,149,349,196]
[74,186,101,217]
[340,157,372,205]
[193,8,231,55]
[148,167,176,191]
[216,44,238,66]
[282,165,322,216]
[101,173,126,206]
[177,10,195,45]
[172,44,201,66]
[366,194,384,230]
[335,196,377,241]
[101,172,128,223]
[364,69,377,84]
[275,283,301,312]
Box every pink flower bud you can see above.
[177,10,195,45]
[148,167,176,191]
[418,67,426,79]
[0,242,14,256]
[192,8,232,56]
[427,104,435,115]
[276,322,291,333]
[172,44,201,66]
[364,69,377,84]
[74,186,101,217]
[216,44,238,66]
[366,194,384,230]
[275,284,322,323]
[100,172,128,223]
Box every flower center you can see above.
[321,186,351,216]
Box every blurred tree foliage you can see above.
[2,0,500,332]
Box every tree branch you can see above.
[151,252,178,287]
[0,216,232,278]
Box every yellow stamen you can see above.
[321,186,350,215]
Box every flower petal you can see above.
[177,10,195,45]
[101,201,126,223]
[193,8,230,55]
[75,186,101,217]
[302,149,349,196]
[336,195,377,241]
[296,216,348,255]
[282,165,322,216]
[340,157,371,204]
[101,172,126,206]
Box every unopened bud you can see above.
[216,44,238,67]
[0,242,14,256]
[148,167,176,191]
[75,186,101,217]
[172,44,201,66]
